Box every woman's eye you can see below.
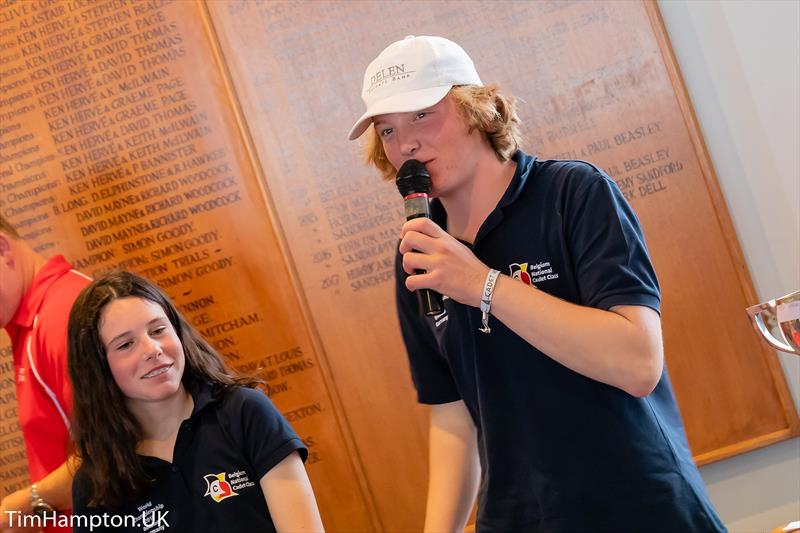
[415,112,427,120]
[380,127,393,137]
[116,340,132,351]
[151,326,166,336]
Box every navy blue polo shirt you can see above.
[396,151,725,532]
[72,383,306,532]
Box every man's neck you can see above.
[18,240,47,296]
[4,241,48,330]
[441,154,517,244]
[27,251,47,287]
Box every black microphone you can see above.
[396,159,444,316]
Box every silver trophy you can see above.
[746,290,800,354]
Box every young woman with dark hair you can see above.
[67,271,323,532]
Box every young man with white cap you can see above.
[349,36,725,532]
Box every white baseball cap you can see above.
[348,35,483,140]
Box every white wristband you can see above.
[479,269,501,334]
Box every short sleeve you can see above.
[36,270,90,421]
[37,310,73,419]
[232,388,308,480]
[395,250,461,404]
[564,170,661,312]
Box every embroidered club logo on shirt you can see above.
[509,261,560,286]
[203,473,238,503]
[509,263,534,285]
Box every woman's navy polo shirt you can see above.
[395,151,726,532]
[72,383,306,532]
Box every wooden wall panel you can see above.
[204,0,798,528]
[0,0,797,530]
[0,1,374,529]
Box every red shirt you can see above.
[4,255,90,528]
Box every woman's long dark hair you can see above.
[68,271,260,508]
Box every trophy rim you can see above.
[746,289,800,318]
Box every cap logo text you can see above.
[367,64,414,93]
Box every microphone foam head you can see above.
[396,159,431,196]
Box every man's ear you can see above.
[0,234,14,265]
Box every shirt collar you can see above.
[497,149,535,208]
[430,150,536,247]
[187,380,218,417]
[9,255,74,329]
[138,382,218,467]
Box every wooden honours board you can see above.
[0,0,797,530]
[0,1,372,529]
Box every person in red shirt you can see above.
[0,214,90,533]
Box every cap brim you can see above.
[348,84,453,140]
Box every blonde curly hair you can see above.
[364,84,523,181]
